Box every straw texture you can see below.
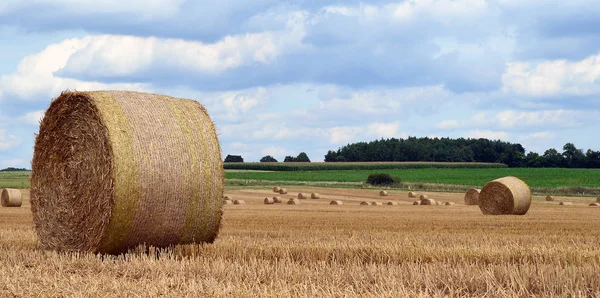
[30,90,224,254]
[464,189,481,205]
[1,188,22,207]
[479,176,531,215]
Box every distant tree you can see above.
[260,155,278,162]
[543,149,564,167]
[283,156,296,162]
[296,152,311,162]
[224,155,244,163]
[0,167,30,172]
[324,150,338,162]
[366,173,400,186]
[562,143,585,168]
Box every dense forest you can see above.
[324,137,600,168]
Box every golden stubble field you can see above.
[1,187,600,297]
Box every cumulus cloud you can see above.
[466,130,510,140]
[0,129,20,151]
[19,110,45,126]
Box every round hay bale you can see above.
[445,202,456,206]
[372,202,383,206]
[589,203,600,207]
[435,201,444,206]
[360,201,370,206]
[223,200,233,205]
[273,186,281,193]
[1,188,22,207]
[223,195,232,201]
[545,195,554,202]
[559,201,573,206]
[412,201,420,205]
[597,197,600,203]
[479,176,531,215]
[330,200,343,205]
[379,191,388,196]
[287,198,300,205]
[30,90,224,254]
[279,188,288,195]
[264,197,274,205]
[420,198,436,205]
[233,200,245,205]
[273,197,283,204]
[419,195,429,201]
[387,202,398,206]
[297,193,309,200]
[464,188,481,205]
[408,191,417,198]
[310,193,321,199]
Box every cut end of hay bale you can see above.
[264,197,275,205]
[479,176,531,215]
[310,193,321,199]
[408,192,417,198]
[30,90,224,254]
[559,201,573,206]
[273,186,281,193]
[464,188,481,205]
[330,200,343,205]
[233,200,246,205]
[387,202,398,206]
[379,191,388,196]
[279,188,288,195]
[420,198,436,205]
[1,188,22,207]
[545,195,554,201]
[413,201,420,205]
[273,197,283,203]
[287,198,300,205]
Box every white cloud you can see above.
[466,130,510,140]
[0,158,26,169]
[0,129,20,151]
[436,119,460,129]
[502,53,600,97]
[261,146,288,159]
[519,131,556,142]
[367,121,401,139]
[19,110,45,126]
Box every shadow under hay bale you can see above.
[30,90,224,254]
[330,200,343,205]
[1,188,22,207]
[408,191,417,198]
[464,188,481,205]
[264,197,274,205]
[479,176,531,215]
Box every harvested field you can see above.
[1,187,600,296]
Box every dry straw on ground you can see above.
[311,193,321,199]
[408,191,417,198]
[464,189,481,205]
[29,90,224,254]
[559,202,573,206]
[330,200,343,205]
[1,188,22,207]
[273,197,283,204]
[421,198,436,205]
[379,191,388,196]
[413,201,420,205]
[479,176,531,215]
[233,200,245,205]
[279,188,288,195]
[287,198,300,205]
[264,198,274,205]
[272,187,281,193]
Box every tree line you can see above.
[323,137,600,168]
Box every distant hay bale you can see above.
[1,188,22,207]
[273,197,283,203]
[310,193,321,199]
[330,200,343,205]
[379,191,388,196]
[372,202,383,206]
[420,198,436,205]
[589,203,600,207]
[387,202,398,206]
[360,201,370,206]
[597,197,600,203]
[436,201,444,206]
[419,195,429,201]
[545,195,554,202]
[445,202,456,206]
[408,191,417,198]
[223,195,232,201]
[479,176,531,215]
[273,186,281,193]
[413,201,420,205]
[559,202,573,206]
[30,90,223,254]
[264,197,274,205]
[464,188,481,205]
[297,193,309,200]
[287,198,300,205]
[223,200,233,205]
[279,188,288,194]
[233,200,245,205]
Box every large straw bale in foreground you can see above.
[30,91,224,254]
[479,176,531,215]
[464,188,481,205]
[1,188,22,207]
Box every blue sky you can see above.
[1,0,600,167]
